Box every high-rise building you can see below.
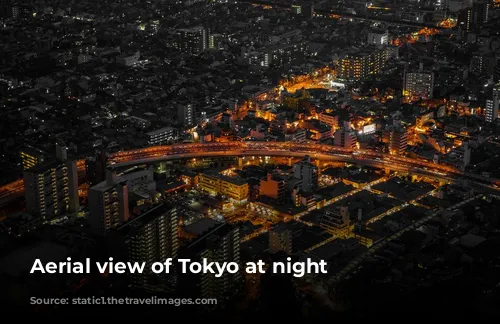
[88,169,130,236]
[19,146,46,170]
[117,204,179,293]
[472,1,490,26]
[390,129,408,155]
[457,1,491,31]
[450,141,471,170]
[269,224,292,254]
[176,26,207,55]
[470,53,497,77]
[403,64,435,99]
[23,148,79,222]
[177,104,194,127]
[182,224,241,302]
[86,151,107,186]
[485,97,499,123]
[338,47,390,81]
[208,33,224,50]
[293,155,318,193]
[457,7,473,31]
[493,82,500,102]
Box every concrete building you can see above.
[293,155,318,193]
[88,169,130,236]
[176,26,207,55]
[485,97,499,123]
[178,104,194,127]
[199,172,249,201]
[320,205,350,237]
[269,224,292,254]
[181,224,241,303]
[19,146,46,170]
[338,47,390,81]
[259,173,286,203]
[403,63,435,100]
[117,204,179,293]
[367,30,389,46]
[23,146,79,222]
[390,128,409,155]
[146,127,176,145]
[334,122,358,149]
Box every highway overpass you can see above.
[108,142,499,186]
[0,142,497,209]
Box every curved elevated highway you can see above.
[0,142,498,208]
[108,142,499,187]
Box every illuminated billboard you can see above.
[363,124,376,134]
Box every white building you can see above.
[485,97,499,123]
[147,127,176,145]
[333,122,358,149]
[367,30,389,46]
[177,104,194,126]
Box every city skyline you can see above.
[1,0,500,319]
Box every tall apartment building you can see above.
[457,1,491,32]
[403,63,435,100]
[117,204,179,293]
[269,224,292,254]
[88,170,130,236]
[485,97,499,122]
[470,53,497,77]
[181,224,241,302]
[448,141,472,170]
[85,151,107,186]
[390,128,409,155]
[208,33,224,50]
[338,47,390,81]
[487,83,500,122]
[176,26,207,55]
[19,146,46,170]
[177,104,194,127]
[494,83,500,101]
[293,155,318,193]
[23,146,79,222]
